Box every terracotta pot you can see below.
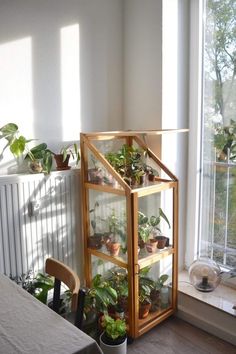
[88,235,103,249]
[155,236,168,249]
[54,154,70,170]
[88,168,104,184]
[139,302,151,319]
[146,239,158,253]
[107,242,120,256]
[138,240,145,249]
[103,234,111,247]
[118,296,128,313]
[148,173,155,182]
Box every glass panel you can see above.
[199,1,236,268]
[138,254,173,326]
[137,189,173,259]
[87,150,123,189]
[90,256,130,327]
[88,190,127,261]
[92,138,127,155]
[227,166,236,267]
[92,137,172,187]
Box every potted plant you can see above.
[10,270,54,304]
[138,267,154,319]
[0,122,45,173]
[107,269,129,314]
[100,314,127,354]
[88,201,103,249]
[82,274,117,339]
[51,143,80,171]
[0,123,31,159]
[105,144,147,187]
[150,274,169,312]
[150,208,171,248]
[105,209,123,256]
[24,143,53,174]
[138,211,150,249]
[88,154,104,184]
[143,164,159,182]
[26,142,80,173]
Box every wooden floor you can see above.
[127,316,235,354]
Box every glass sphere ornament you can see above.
[189,258,221,292]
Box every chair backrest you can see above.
[45,257,80,311]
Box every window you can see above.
[199,0,236,269]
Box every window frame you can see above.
[185,0,204,268]
[186,0,236,271]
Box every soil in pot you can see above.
[54,154,71,170]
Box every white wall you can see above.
[162,0,189,269]
[124,0,162,129]
[124,0,189,269]
[0,0,189,269]
[0,0,123,175]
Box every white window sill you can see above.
[178,271,236,317]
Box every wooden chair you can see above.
[45,257,85,329]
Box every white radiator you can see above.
[0,170,81,278]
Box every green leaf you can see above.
[10,136,26,156]
[42,152,53,174]
[149,215,160,227]
[0,123,18,138]
[159,207,171,228]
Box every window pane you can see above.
[200,0,236,268]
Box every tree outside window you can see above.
[200,0,236,268]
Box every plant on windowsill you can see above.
[0,123,30,159]
[0,123,80,174]
[0,122,41,172]
[24,143,52,174]
[26,143,80,173]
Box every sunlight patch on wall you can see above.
[0,37,34,136]
[60,24,81,141]
[162,0,178,167]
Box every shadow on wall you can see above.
[0,0,123,175]
[0,170,82,279]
